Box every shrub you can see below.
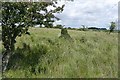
[59,28,72,40]
[61,28,68,35]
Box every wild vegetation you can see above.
[1,1,118,78]
[1,28,118,78]
[109,22,116,34]
[1,2,64,72]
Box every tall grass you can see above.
[0,27,2,79]
[2,28,118,78]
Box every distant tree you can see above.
[78,25,88,31]
[81,25,85,28]
[54,24,63,29]
[109,22,116,34]
[81,25,86,31]
[88,27,98,30]
[70,28,77,30]
[2,2,65,71]
[68,27,71,29]
[82,25,88,31]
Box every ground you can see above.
[1,28,118,78]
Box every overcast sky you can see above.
[54,0,119,29]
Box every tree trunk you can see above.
[2,41,15,72]
[2,50,11,72]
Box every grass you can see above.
[0,27,2,79]
[2,28,118,78]
[0,27,2,53]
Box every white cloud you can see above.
[54,0,119,28]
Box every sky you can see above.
[53,0,119,29]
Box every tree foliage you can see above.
[81,25,86,31]
[109,22,116,34]
[2,2,65,71]
[28,2,65,28]
[54,24,63,29]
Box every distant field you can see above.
[2,28,118,78]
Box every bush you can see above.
[59,28,72,40]
[7,44,48,72]
[61,28,68,35]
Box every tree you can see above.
[81,25,87,31]
[2,2,65,71]
[28,2,65,28]
[68,27,71,29]
[109,22,116,34]
[2,2,31,72]
[54,24,63,29]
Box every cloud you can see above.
[54,0,119,28]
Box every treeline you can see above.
[48,25,108,31]
[49,24,119,33]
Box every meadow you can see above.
[0,27,1,79]
[1,28,118,78]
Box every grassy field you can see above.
[2,28,118,78]
[0,27,2,79]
